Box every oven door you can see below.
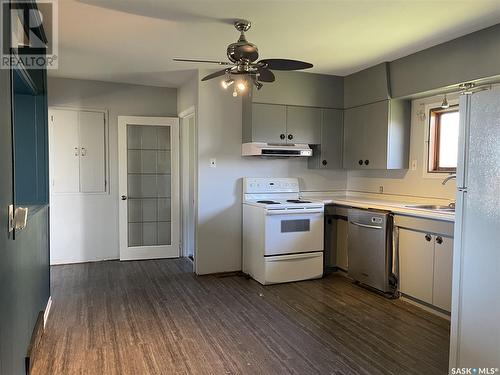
[264,209,324,256]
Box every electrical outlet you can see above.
[411,160,418,171]
[379,186,384,193]
[209,158,216,168]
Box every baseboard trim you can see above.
[50,258,119,266]
[43,296,52,328]
[400,295,451,320]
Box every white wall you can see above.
[177,72,198,114]
[347,93,457,200]
[48,77,177,264]
[195,70,347,275]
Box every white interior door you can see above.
[118,116,180,260]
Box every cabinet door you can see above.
[320,109,343,169]
[362,101,389,169]
[251,103,286,143]
[49,109,80,193]
[398,229,434,304]
[336,218,349,270]
[433,236,453,311]
[286,106,321,144]
[79,111,106,193]
[343,106,365,169]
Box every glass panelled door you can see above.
[118,117,179,260]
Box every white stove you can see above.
[242,178,324,285]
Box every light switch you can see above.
[209,158,216,168]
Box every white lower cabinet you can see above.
[398,224,454,312]
[432,235,453,311]
[336,219,349,271]
[399,229,435,304]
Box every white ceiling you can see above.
[50,0,500,87]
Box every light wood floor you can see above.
[32,259,450,375]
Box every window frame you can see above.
[427,105,459,174]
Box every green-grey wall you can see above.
[0,27,51,375]
[389,23,500,98]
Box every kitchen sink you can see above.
[405,204,455,212]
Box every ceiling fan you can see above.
[173,19,313,95]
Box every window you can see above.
[428,106,459,172]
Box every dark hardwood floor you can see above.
[32,259,450,375]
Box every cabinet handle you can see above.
[364,160,369,166]
[358,159,363,166]
[436,236,443,245]
[287,134,293,140]
[322,160,328,166]
[425,234,432,242]
[280,134,285,140]
[121,195,128,201]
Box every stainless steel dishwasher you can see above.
[347,208,396,295]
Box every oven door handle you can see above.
[266,253,322,262]
[266,209,324,216]
[349,220,383,230]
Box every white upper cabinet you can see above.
[49,108,106,194]
[49,109,80,193]
[308,108,343,170]
[343,63,411,170]
[245,103,287,143]
[78,111,106,193]
[286,106,321,144]
[243,102,323,145]
[343,99,411,169]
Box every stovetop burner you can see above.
[286,199,312,203]
[257,200,280,204]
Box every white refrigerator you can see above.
[449,86,500,369]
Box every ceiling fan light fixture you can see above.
[237,81,247,92]
[221,78,234,89]
[175,19,313,95]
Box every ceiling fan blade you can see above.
[173,58,232,66]
[258,59,313,71]
[201,69,229,81]
[257,67,275,82]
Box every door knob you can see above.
[322,160,328,166]
[121,195,128,201]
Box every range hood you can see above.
[242,142,312,157]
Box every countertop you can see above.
[301,192,455,223]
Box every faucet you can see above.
[442,174,457,185]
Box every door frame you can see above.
[118,116,180,261]
[178,107,198,269]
